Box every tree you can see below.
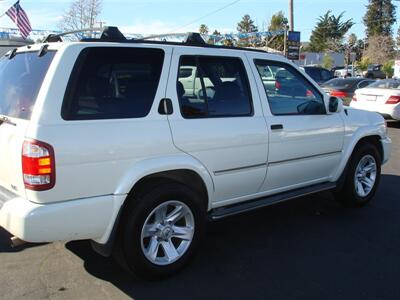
[357,56,372,72]
[199,24,209,35]
[363,34,395,65]
[396,27,400,49]
[344,33,358,65]
[382,60,394,78]
[267,11,288,51]
[322,54,333,69]
[363,0,396,38]
[308,10,354,52]
[237,14,258,33]
[237,14,258,47]
[59,0,102,32]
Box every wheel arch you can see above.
[334,131,384,183]
[91,156,214,256]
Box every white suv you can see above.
[0,28,392,279]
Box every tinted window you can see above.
[254,60,325,115]
[304,67,322,81]
[323,78,357,89]
[0,51,55,120]
[179,67,193,78]
[321,69,333,81]
[62,47,164,120]
[357,80,374,88]
[177,56,252,118]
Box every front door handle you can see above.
[271,124,283,130]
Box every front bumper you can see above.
[0,189,124,243]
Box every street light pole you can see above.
[289,0,294,31]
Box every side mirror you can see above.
[328,96,343,113]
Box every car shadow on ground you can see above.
[0,228,48,253]
[64,174,400,300]
[387,120,400,128]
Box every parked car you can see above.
[0,27,391,279]
[350,79,400,120]
[334,65,362,78]
[363,64,386,79]
[321,78,375,105]
[301,66,334,85]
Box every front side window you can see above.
[62,47,164,120]
[254,60,326,115]
[177,55,253,118]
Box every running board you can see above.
[209,182,336,220]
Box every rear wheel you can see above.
[334,143,381,207]
[116,181,206,279]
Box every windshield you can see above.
[0,51,55,120]
[368,80,400,89]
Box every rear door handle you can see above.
[271,124,283,130]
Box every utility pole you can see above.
[289,0,294,31]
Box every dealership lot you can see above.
[0,122,399,300]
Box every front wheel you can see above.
[334,143,381,207]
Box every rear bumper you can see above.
[381,137,392,165]
[0,191,125,243]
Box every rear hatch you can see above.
[0,49,56,197]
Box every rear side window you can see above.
[0,51,55,120]
[62,47,164,120]
[177,55,253,118]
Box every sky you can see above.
[0,0,399,41]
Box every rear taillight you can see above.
[386,96,400,104]
[275,81,282,89]
[22,140,55,191]
[330,90,348,98]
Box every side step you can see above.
[209,182,336,220]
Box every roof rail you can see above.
[42,26,126,43]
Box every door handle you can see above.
[271,124,283,130]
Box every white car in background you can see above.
[350,79,400,120]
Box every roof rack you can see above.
[42,26,126,43]
[41,26,268,54]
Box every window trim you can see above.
[254,59,327,116]
[176,54,254,119]
[61,47,165,121]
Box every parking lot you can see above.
[0,122,399,300]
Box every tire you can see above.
[115,181,206,280]
[334,143,381,207]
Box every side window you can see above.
[62,47,164,120]
[177,55,253,118]
[254,60,326,115]
[321,69,333,81]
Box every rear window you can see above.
[62,47,164,120]
[0,51,55,120]
[323,78,356,89]
[368,80,400,89]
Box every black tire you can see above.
[334,143,381,207]
[115,181,206,280]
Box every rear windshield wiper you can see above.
[0,115,16,126]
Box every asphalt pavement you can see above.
[0,122,399,300]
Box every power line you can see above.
[169,0,241,33]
